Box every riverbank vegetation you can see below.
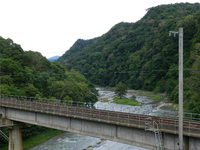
[113,97,141,106]
[138,93,163,101]
[58,3,200,114]
[113,82,141,106]
[23,129,62,150]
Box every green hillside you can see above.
[59,3,200,113]
[0,36,97,104]
[0,36,98,147]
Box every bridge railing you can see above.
[0,94,200,137]
[0,94,95,107]
[1,94,200,121]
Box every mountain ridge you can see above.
[58,3,200,113]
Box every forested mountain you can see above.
[0,36,97,104]
[58,3,200,113]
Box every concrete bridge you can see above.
[0,97,200,150]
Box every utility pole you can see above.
[169,27,183,150]
[178,27,183,150]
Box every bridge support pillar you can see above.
[9,125,23,150]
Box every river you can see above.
[29,88,176,150]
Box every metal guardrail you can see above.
[0,95,200,137]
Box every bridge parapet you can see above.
[0,96,200,138]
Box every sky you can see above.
[0,0,199,58]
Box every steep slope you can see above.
[59,3,200,113]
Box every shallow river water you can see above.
[29,88,176,150]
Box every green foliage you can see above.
[0,84,25,95]
[114,82,127,98]
[139,93,163,101]
[0,36,98,148]
[0,36,98,105]
[58,3,200,113]
[184,56,200,114]
[113,97,141,106]
[25,84,41,97]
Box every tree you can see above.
[115,82,127,98]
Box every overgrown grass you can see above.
[113,97,141,106]
[139,93,163,101]
[2,129,63,150]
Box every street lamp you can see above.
[169,28,183,150]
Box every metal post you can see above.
[178,27,183,150]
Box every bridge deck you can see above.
[0,98,200,138]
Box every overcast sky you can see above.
[0,0,199,58]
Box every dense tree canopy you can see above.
[0,36,98,104]
[0,36,99,147]
[58,3,200,113]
